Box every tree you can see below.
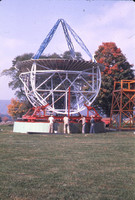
[7,98,30,120]
[40,52,61,59]
[94,42,134,116]
[2,53,34,101]
[63,51,83,60]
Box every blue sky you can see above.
[0,0,135,100]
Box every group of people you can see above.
[48,115,70,134]
[79,115,95,134]
[48,115,95,134]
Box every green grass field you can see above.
[0,125,135,200]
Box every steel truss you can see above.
[33,19,92,60]
[110,80,135,130]
[20,62,101,115]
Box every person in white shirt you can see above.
[79,115,86,134]
[48,115,54,133]
[63,115,70,134]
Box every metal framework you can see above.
[33,19,92,60]
[16,19,104,115]
[21,104,102,125]
[110,80,135,130]
[19,59,102,115]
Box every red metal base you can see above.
[21,104,102,124]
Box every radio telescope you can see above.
[16,19,104,115]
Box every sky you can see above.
[0,0,135,100]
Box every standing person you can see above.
[90,116,95,133]
[63,115,70,134]
[48,114,54,133]
[79,115,86,134]
[133,106,135,122]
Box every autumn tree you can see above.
[94,42,134,116]
[7,98,30,120]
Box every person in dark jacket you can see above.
[90,116,95,133]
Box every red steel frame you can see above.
[110,80,135,130]
[21,86,102,124]
[21,104,102,124]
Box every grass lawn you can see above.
[0,125,135,200]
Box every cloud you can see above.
[0,36,27,71]
[99,1,135,26]
[75,1,135,67]
[0,36,26,49]
[85,1,135,28]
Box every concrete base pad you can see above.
[13,121,82,134]
[13,121,50,133]
[13,121,105,134]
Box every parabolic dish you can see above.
[17,58,104,114]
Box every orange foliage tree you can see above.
[94,42,134,116]
[8,98,29,120]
